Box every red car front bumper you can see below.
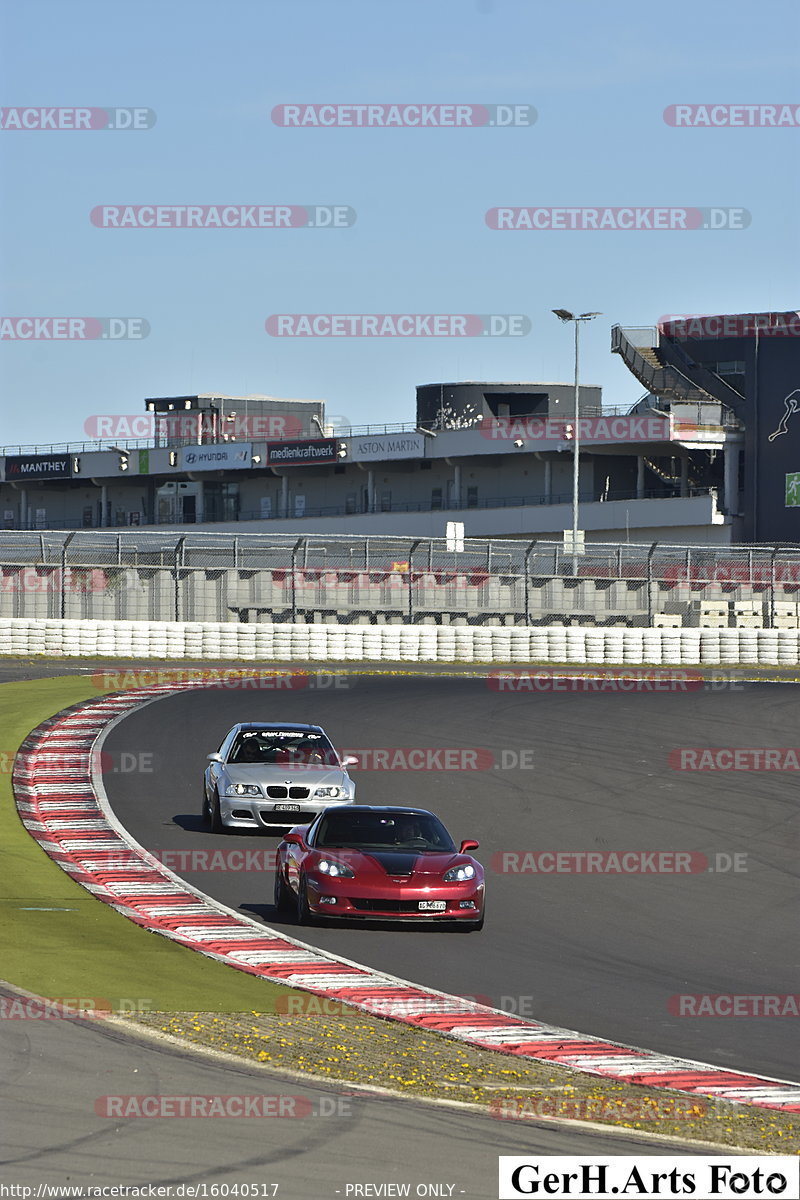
[305,873,484,920]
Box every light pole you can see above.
[552,309,601,573]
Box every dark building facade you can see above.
[613,311,800,542]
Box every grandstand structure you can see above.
[0,310,797,547]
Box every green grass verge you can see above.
[0,676,287,1012]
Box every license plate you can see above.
[418,900,447,912]
[275,804,300,812]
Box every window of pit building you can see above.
[431,487,443,510]
[380,491,392,512]
[467,487,478,508]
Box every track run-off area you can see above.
[100,672,799,1082]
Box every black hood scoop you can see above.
[367,851,417,876]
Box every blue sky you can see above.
[1,0,798,446]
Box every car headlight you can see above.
[224,783,262,797]
[315,786,344,798]
[443,863,476,882]
[317,859,355,878]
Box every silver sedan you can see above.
[202,722,357,833]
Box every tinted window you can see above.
[230,730,338,766]
[314,811,455,851]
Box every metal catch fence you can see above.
[1,530,800,629]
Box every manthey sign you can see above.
[350,432,426,461]
[180,444,252,471]
[266,438,339,466]
[3,453,72,481]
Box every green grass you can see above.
[0,676,287,1012]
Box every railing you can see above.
[1,407,677,458]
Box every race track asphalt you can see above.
[100,675,800,1082]
[0,987,706,1192]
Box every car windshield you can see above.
[230,731,339,767]
[314,811,456,852]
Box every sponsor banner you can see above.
[669,994,800,1017]
[664,104,800,128]
[498,1157,799,1200]
[350,433,426,461]
[0,317,148,340]
[265,314,530,336]
[659,311,800,339]
[180,444,251,471]
[670,748,800,770]
[3,454,72,480]
[492,851,709,874]
[479,415,672,442]
[271,102,537,127]
[90,205,355,228]
[0,107,156,130]
[486,206,751,230]
[266,438,337,466]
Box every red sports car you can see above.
[274,805,484,930]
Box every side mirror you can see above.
[207,752,223,763]
[342,755,359,767]
[281,831,305,846]
[460,839,479,854]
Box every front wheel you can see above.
[295,874,313,925]
[274,867,292,912]
[209,790,227,835]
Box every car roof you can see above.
[323,805,436,818]
[233,722,324,734]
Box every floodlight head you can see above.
[552,308,574,322]
[579,311,602,319]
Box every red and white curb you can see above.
[12,686,800,1114]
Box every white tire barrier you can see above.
[1,617,799,665]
